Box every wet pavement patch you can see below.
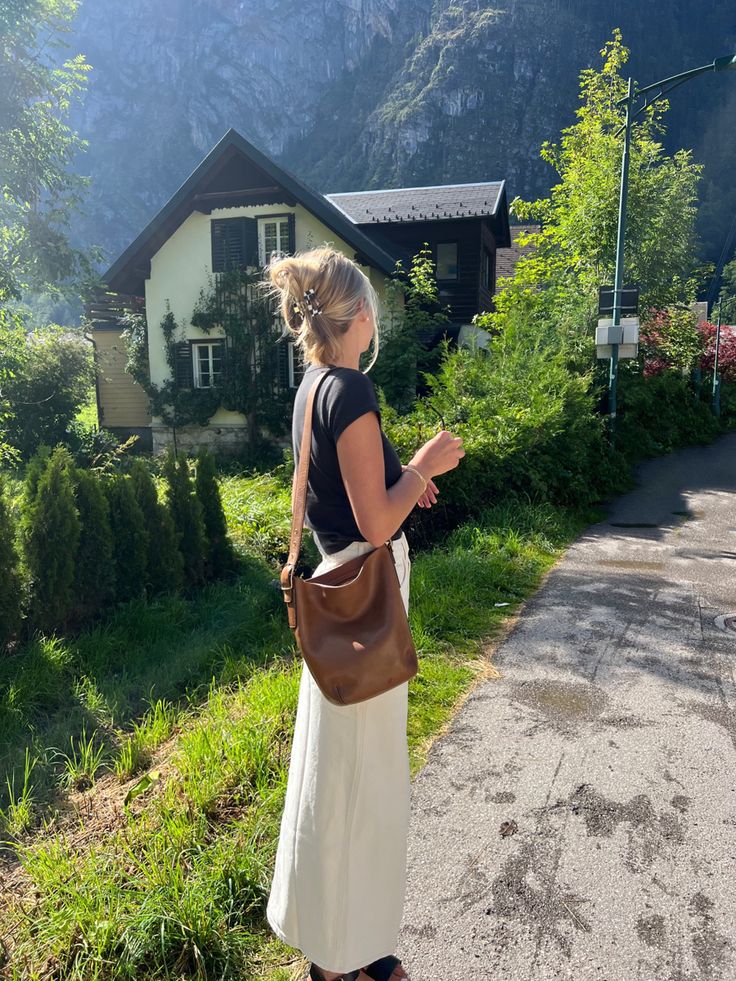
[508,679,608,731]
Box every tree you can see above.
[70,468,116,624]
[485,30,705,372]
[3,323,96,460]
[129,459,184,597]
[104,474,148,606]
[717,257,736,325]
[0,0,103,303]
[19,444,80,634]
[371,245,452,412]
[1,0,105,466]
[194,447,236,580]
[161,449,206,589]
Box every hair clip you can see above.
[303,287,323,315]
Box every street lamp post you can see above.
[712,296,723,418]
[607,53,736,449]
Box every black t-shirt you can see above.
[292,363,405,554]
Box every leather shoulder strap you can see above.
[284,367,333,574]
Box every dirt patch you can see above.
[487,791,516,804]
[487,837,592,959]
[690,891,732,979]
[636,912,666,948]
[568,783,685,872]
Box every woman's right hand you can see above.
[409,430,465,480]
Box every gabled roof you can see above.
[100,128,402,295]
[326,180,506,224]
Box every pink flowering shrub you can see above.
[696,321,736,382]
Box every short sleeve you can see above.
[321,368,381,442]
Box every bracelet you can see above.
[403,464,427,494]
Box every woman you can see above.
[260,246,464,981]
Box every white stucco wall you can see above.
[145,202,401,428]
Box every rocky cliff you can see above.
[65,0,736,278]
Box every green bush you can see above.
[70,469,116,625]
[129,459,184,597]
[3,326,95,462]
[104,474,148,606]
[0,474,23,651]
[383,328,631,544]
[162,449,206,590]
[194,448,238,580]
[19,445,81,635]
[615,365,721,461]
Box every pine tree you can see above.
[20,443,52,512]
[129,459,184,597]
[0,474,23,651]
[194,447,237,580]
[70,469,116,625]
[19,445,80,635]
[104,475,148,605]
[161,448,206,589]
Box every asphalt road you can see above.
[398,431,736,981]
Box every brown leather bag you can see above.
[280,367,418,705]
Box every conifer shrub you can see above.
[161,448,206,590]
[70,469,116,625]
[18,445,81,635]
[103,474,148,605]
[129,459,184,597]
[0,474,23,651]
[194,448,237,580]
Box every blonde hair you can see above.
[257,245,380,372]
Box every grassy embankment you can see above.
[0,462,601,979]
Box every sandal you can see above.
[361,955,410,980]
[308,964,363,981]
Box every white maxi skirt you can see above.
[266,531,412,974]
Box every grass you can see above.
[0,470,601,977]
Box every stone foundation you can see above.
[151,424,291,458]
[151,423,250,458]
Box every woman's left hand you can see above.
[403,466,439,508]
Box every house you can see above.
[85,127,512,456]
[457,222,542,350]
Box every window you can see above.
[192,340,224,388]
[288,341,305,388]
[436,242,458,280]
[481,248,492,290]
[259,217,291,266]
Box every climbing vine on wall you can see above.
[120,267,293,444]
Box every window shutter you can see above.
[287,212,296,255]
[211,217,259,271]
[277,339,290,390]
[174,340,194,388]
[244,217,259,268]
